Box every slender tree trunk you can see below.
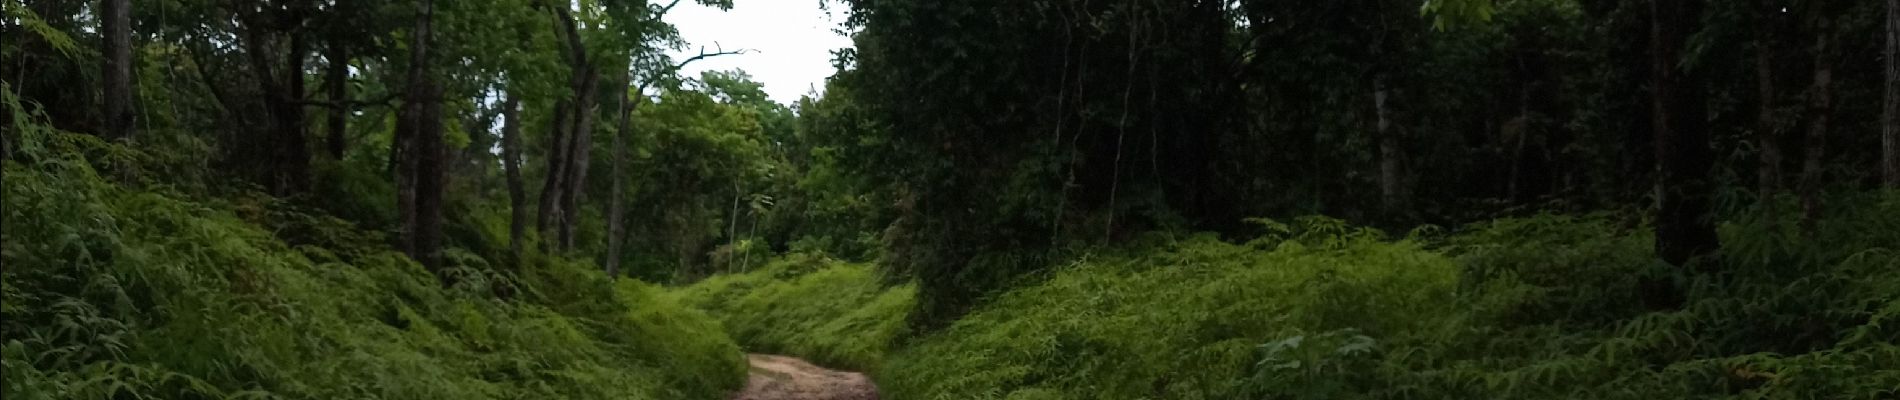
[325,43,349,159]
[743,213,757,272]
[1799,6,1832,235]
[283,31,309,192]
[502,91,527,261]
[1884,0,1899,187]
[560,70,599,251]
[537,99,572,251]
[395,88,418,253]
[728,182,741,273]
[1649,0,1719,272]
[280,33,310,192]
[1507,111,1526,201]
[395,119,418,253]
[1756,12,1784,202]
[1375,78,1406,215]
[606,79,633,278]
[100,0,133,140]
[398,0,444,271]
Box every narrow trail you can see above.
[730,354,879,400]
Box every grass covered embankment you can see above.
[683,208,1900,399]
[675,253,915,372]
[2,103,747,399]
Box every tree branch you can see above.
[292,91,405,110]
[658,0,688,16]
[635,46,750,93]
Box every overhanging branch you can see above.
[635,45,750,93]
[293,92,404,110]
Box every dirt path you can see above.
[730,354,879,400]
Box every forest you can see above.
[2,0,1898,398]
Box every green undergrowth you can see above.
[674,253,915,371]
[1,96,746,399]
[686,204,1899,399]
[880,209,1900,399]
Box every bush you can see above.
[1,97,746,399]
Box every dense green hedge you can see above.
[1,99,747,399]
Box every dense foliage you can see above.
[1,95,746,398]
[688,207,1899,399]
[824,0,1900,324]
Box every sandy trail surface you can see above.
[729,354,879,400]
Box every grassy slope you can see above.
[683,208,1900,399]
[1,106,746,399]
[675,253,915,371]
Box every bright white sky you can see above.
[664,0,854,105]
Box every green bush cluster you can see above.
[675,253,914,371]
[1,96,746,399]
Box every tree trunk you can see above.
[325,43,349,159]
[560,70,599,251]
[1799,5,1832,235]
[502,91,527,261]
[1375,78,1406,215]
[1884,0,1899,187]
[728,182,742,273]
[100,0,133,140]
[412,84,446,274]
[537,99,572,252]
[281,33,311,193]
[398,0,444,271]
[539,4,594,253]
[606,79,633,279]
[1649,0,1719,272]
[241,16,312,195]
[1756,11,1784,202]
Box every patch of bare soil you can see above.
[729,354,879,400]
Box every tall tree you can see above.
[605,49,740,278]
[537,95,572,251]
[1798,0,1832,233]
[324,42,349,159]
[237,1,314,194]
[396,0,446,271]
[1649,0,1719,269]
[315,0,367,160]
[607,79,632,278]
[560,70,599,251]
[1756,0,1786,200]
[1376,79,1406,214]
[1885,0,1899,187]
[1371,0,1416,217]
[538,2,597,252]
[99,0,133,139]
[502,91,528,261]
